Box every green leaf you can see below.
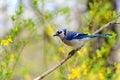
[44,11,53,20]
[5,68,13,79]
[11,15,16,21]
[57,7,69,14]
[89,2,93,9]
[33,0,38,5]
[16,4,23,15]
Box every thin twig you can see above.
[34,14,120,80]
[93,13,120,34]
[34,48,80,80]
[93,20,115,34]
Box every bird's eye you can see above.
[57,31,62,34]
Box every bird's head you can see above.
[53,29,67,39]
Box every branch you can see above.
[93,13,120,34]
[93,20,115,34]
[34,14,120,80]
[34,48,80,80]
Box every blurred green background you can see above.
[0,0,120,80]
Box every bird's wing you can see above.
[65,31,88,40]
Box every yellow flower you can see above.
[77,50,83,57]
[81,62,88,75]
[46,25,54,36]
[68,73,75,79]
[68,67,81,79]
[98,73,104,80]
[10,54,14,62]
[97,53,102,58]
[1,40,9,46]
[81,62,87,69]
[1,36,13,46]
[116,63,120,74]
[58,47,64,53]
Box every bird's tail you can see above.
[87,34,112,38]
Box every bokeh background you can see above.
[0,0,120,80]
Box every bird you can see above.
[53,29,112,49]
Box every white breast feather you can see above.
[63,39,88,49]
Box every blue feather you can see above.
[65,33,112,40]
[65,31,87,40]
[86,34,112,38]
[65,30,112,40]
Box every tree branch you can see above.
[34,48,80,80]
[93,20,115,34]
[34,14,120,80]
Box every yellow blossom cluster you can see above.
[81,62,88,75]
[58,47,65,53]
[45,25,54,36]
[98,72,105,80]
[67,61,108,80]
[96,49,102,58]
[68,62,88,79]
[1,36,13,46]
[68,67,81,79]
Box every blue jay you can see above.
[54,29,112,49]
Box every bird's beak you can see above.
[53,33,58,36]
